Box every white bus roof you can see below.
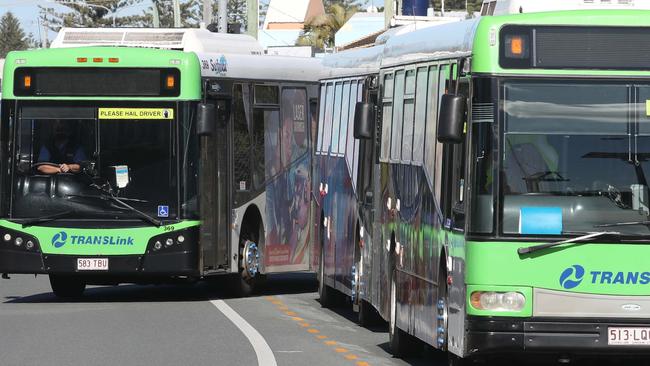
[481,0,650,15]
[320,45,385,80]
[197,52,323,83]
[51,28,264,55]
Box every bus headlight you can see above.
[14,237,23,247]
[470,291,525,312]
[3,234,11,242]
[165,238,174,247]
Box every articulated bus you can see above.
[316,9,650,364]
[0,28,321,297]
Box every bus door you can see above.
[199,87,231,273]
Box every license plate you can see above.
[608,327,650,345]
[76,258,108,271]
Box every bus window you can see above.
[316,85,327,153]
[322,83,335,154]
[233,83,252,191]
[281,88,308,166]
[424,65,439,190]
[252,108,280,186]
[380,73,394,161]
[391,70,406,161]
[331,83,343,156]
[338,82,351,155]
[434,65,448,205]
[402,70,416,163]
[346,81,359,172]
[413,67,428,164]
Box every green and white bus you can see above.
[317,7,650,364]
[0,28,321,297]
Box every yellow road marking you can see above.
[334,347,349,353]
[278,306,289,311]
[356,362,370,366]
[324,340,337,346]
[316,335,328,339]
[307,328,320,334]
[344,354,358,360]
[299,323,310,327]
[264,296,276,301]
[285,311,297,316]
[291,317,304,321]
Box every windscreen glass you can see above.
[501,81,650,236]
[12,103,179,221]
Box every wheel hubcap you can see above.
[242,241,260,279]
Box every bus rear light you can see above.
[470,291,525,312]
[108,58,119,63]
[77,57,88,63]
[93,57,104,63]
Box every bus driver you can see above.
[36,120,87,175]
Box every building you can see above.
[258,0,325,51]
[334,11,385,51]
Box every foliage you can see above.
[0,12,31,57]
[138,0,201,27]
[296,3,356,50]
[39,0,145,30]
[323,0,361,12]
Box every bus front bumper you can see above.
[467,316,650,356]
[0,249,199,277]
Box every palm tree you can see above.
[296,4,356,50]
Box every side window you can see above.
[424,65,439,188]
[352,83,363,185]
[434,65,449,204]
[233,83,252,191]
[413,67,428,164]
[331,82,343,156]
[390,70,405,161]
[402,69,416,163]
[281,88,308,167]
[317,84,327,153]
[322,83,335,154]
[380,73,394,161]
[338,81,351,155]
[345,81,359,168]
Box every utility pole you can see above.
[152,0,160,27]
[42,12,49,48]
[203,0,213,25]
[218,0,227,33]
[246,0,258,39]
[173,0,181,27]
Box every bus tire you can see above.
[388,271,420,357]
[233,239,261,297]
[318,247,334,307]
[49,275,86,298]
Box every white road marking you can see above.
[211,300,278,366]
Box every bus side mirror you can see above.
[197,102,215,136]
[354,102,375,140]
[437,94,466,144]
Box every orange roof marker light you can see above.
[77,57,88,63]
[93,57,104,63]
[23,75,32,88]
[504,34,529,59]
[166,75,176,89]
[108,58,119,63]
[510,36,523,56]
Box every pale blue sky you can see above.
[0,0,272,45]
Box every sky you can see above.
[0,0,272,45]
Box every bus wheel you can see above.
[318,247,334,307]
[49,275,86,298]
[234,240,260,297]
[388,271,420,357]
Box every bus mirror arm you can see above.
[197,102,216,136]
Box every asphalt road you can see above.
[1,273,648,366]
[0,273,434,366]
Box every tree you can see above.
[296,3,356,50]
[39,0,145,30]
[138,0,201,27]
[0,12,31,58]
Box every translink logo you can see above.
[51,231,134,248]
[559,264,650,289]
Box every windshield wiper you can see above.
[65,193,162,227]
[20,210,76,228]
[594,221,650,228]
[517,231,620,256]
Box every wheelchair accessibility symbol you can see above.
[157,205,169,218]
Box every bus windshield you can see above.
[501,81,650,236]
[12,104,178,221]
